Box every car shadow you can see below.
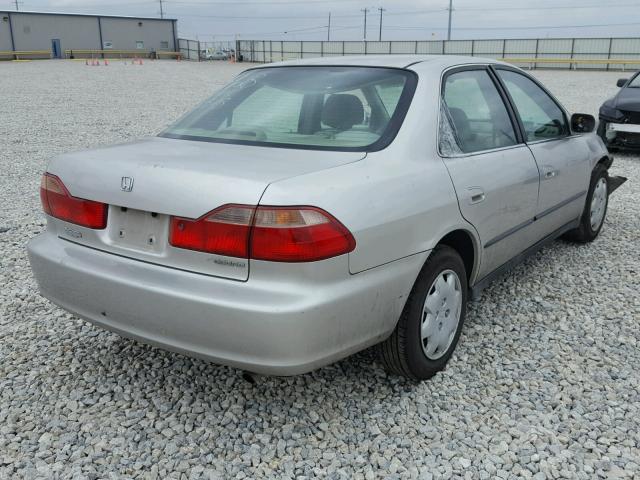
[46,324,425,420]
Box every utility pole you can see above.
[327,12,331,41]
[378,7,385,42]
[159,0,164,19]
[361,8,369,41]
[14,0,19,11]
[447,0,453,41]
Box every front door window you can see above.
[496,70,569,142]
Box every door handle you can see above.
[470,193,485,204]
[544,169,558,179]
[468,188,486,205]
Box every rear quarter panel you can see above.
[260,63,478,276]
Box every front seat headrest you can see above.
[322,94,365,131]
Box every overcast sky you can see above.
[3,0,640,43]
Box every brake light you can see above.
[169,205,355,262]
[169,205,253,257]
[251,206,355,262]
[40,173,107,229]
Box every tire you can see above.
[564,164,609,243]
[378,245,467,381]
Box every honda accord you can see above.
[28,55,625,380]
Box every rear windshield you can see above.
[160,66,417,152]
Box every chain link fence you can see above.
[178,39,235,61]
[234,37,640,70]
[178,39,200,61]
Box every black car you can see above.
[599,71,640,150]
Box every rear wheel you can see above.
[379,245,467,381]
[565,164,609,243]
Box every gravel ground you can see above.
[1,60,639,479]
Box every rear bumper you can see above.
[27,231,423,375]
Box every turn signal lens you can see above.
[251,206,356,262]
[40,173,108,229]
[169,205,355,262]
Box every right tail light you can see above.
[169,204,355,262]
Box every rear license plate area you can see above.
[108,206,168,254]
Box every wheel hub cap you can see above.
[590,177,607,231]
[421,269,462,360]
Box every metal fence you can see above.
[178,39,235,61]
[178,39,200,61]
[236,37,640,70]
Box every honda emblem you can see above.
[121,177,134,192]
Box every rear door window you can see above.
[441,69,518,154]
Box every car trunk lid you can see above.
[46,137,365,280]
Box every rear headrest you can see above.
[322,94,364,131]
[448,107,472,140]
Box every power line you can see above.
[231,20,640,37]
[188,18,640,38]
[168,1,640,18]
[168,0,367,4]
[161,3,640,22]
[154,0,640,8]
[386,20,640,31]
[185,23,360,38]
[166,9,446,20]
[457,2,640,11]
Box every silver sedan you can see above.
[28,55,625,380]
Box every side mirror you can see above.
[617,78,628,87]
[571,113,596,133]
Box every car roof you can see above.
[253,54,509,70]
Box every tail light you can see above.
[169,205,253,258]
[170,204,355,262]
[40,173,108,229]
[251,206,355,262]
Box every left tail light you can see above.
[40,173,108,229]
